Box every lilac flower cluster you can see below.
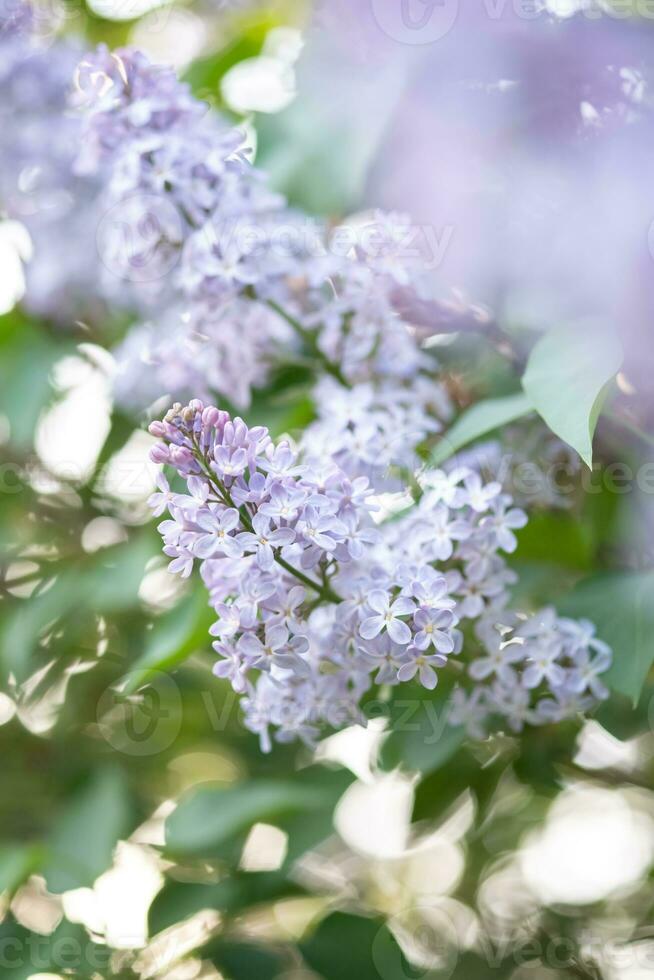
[0,20,552,473]
[148,400,380,747]
[72,38,459,412]
[74,45,266,299]
[264,209,443,388]
[284,213,460,483]
[113,297,292,411]
[303,375,450,490]
[148,399,377,582]
[0,16,616,752]
[148,402,612,751]
[53,39,474,480]
[74,44,303,405]
[451,610,613,737]
[378,467,525,616]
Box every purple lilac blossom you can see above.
[73,42,488,427]
[458,608,614,736]
[148,401,613,752]
[76,47,447,408]
[112,297,293,410]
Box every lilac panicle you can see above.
[148,401,612,752]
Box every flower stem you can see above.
[191,446,340,604]
[262,296,349,388]
[275,553,341,604]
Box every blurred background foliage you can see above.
[1,2,654,979]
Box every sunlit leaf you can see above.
[431,392,532,467]
[1,569,82,682]
[0,843,43,896]
[183,12,277,104]
[88,532,159,613]
[522,321,623,469]
[1,534,158,681]
[123,586,214,694]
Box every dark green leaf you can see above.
[150,873,300,936]
[379,678,464,775]
[0,318,68,449]
[559,570,654,705]
[149,878,243,936]
[42,767,132,892]
[300,912,415,980]
[210,941,288,980]
[594,684,654,741]
[513,511,593,571]
[413,749,509,824]
[166,780,335,856]
[0,917,111,979]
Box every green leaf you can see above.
[413,750,508,824]
[1,534,158,682]
[0,918,111,979]
[183,12,276,103]
[166,780,334,855]
[88,410,135,485]
[300,912,415,980]
[1,568,83,682]
[522,321,623,469]
[431,392,532,466]
[150,873,300,936]
[513,511,593,571]
[379,678,464,775]
[42,767,132,892]
[210,941,288,980]
[594,683,654,741]
[123,587,214,694]
[150,879,243,936]
[559,570,654,705]
[88,533,159,613]
[0,317,68,449]
[0,844,43,896]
